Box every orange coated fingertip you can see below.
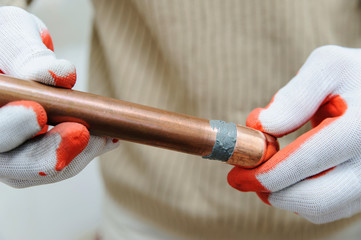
[256,192,271,205]
[246,108,264,131]
[51,122,90,171]
[246,93,277,132]
[34,125,49,136]
[40,29,54,51]
[7,101,47,128]
[227,166,269,192]
[311,95,348,128]
[49,70,77,89]
[227,167,271,204]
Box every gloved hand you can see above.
[228,45,361,224]
[0,6,119,188]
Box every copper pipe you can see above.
[0,75,279,167]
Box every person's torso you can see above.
[89,1,361,239]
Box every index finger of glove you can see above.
[0,101,47,152]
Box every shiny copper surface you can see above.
[0,75,279,167]
[226,125,278,167]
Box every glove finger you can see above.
[31,13,54,51]
[0,7,76,88]
[301,197,361,224]
[228,106,361,192]
[0,122,89,180]
[246,46,353,137]
[0,101,47,152]
[3,136,119,188]
[264,159,361,224]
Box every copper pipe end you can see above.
[226,126,279,168]
[261,133,280,163]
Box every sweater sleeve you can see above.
[0,0,28,8]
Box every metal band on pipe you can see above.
[203,120,237,161]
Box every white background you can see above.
[0,1,104,239]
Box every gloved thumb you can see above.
[246,46,345,137]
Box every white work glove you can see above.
[228,45,361,224]
[0,6,119,188]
